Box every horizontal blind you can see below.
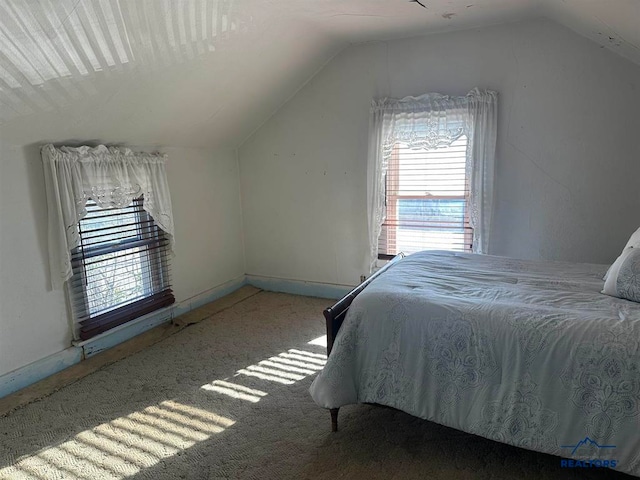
[69,196,174,340]
[379,135,472,256]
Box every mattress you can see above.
[310,250,640,477]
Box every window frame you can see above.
[378,139,473,258]
[69,196,174,340]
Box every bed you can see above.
[309,250,640,477]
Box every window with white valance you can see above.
[41,144,175,340]
[367,88,498,271]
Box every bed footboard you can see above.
[323,253,404,356]
[322,253,404,432]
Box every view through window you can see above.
[69,197,174,340]
[378,135,472,256]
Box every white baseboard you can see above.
[246,274,352,300]
[0,347,83,400]
[0,274,351,400]
[0,275,247,399]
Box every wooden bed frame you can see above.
[322,252,405,431]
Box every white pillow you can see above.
[603,227,640,281]
[624,227,640,250]
[603,264,613,281]
[602,247,640,302]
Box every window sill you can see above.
[72,304,174,349]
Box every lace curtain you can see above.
[41,144,175,290]
[366,88,498,272]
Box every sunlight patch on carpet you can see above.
[0,401,234,480]
[234,348,326,386]
[308,335,327,347]
[200,380,268,403]
[200,345,327,401]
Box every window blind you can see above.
[68,196,174,340]
[379,135,472,256]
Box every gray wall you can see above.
[239,18,640,286]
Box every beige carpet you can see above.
[0,291,633,480]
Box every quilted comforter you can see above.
[309,251,640,477]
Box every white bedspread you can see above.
[310,251,640,477]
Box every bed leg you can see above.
[330,408,339,432]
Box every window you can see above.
[378,135,472,257]
[68,196,174,340]
[368,90,497,267]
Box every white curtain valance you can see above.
[367,88,498,271]
[376,93,468,159]
[42,144,175,290]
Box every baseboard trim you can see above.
[0,275,247,400]
[0,274,349,400]
[246,275,353,300]
[0,348,83,401]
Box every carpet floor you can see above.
[0,291,634,480]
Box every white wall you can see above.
[163,147,245,303]
[239,18,640,286]
[0,144,244,378]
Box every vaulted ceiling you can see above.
[0,0,638,148]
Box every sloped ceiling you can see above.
[0,0,638,149]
